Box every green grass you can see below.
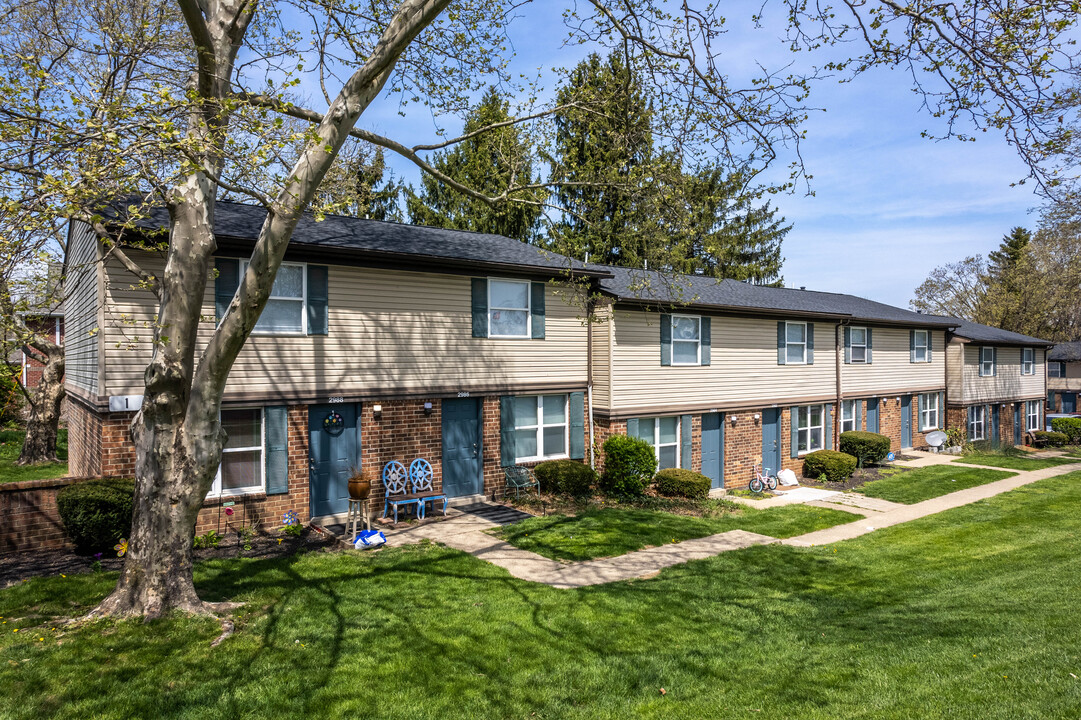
[494,504,859,561]
[0,429,67,483]
[4,474,1081,719]
[955,453,1081,471]
[857,464,1016,504]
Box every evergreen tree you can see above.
[406,87,544,241]
[316,144,404,221]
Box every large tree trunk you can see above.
[17,346,65,465]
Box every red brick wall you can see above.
[0,477,81,553]
[68,400,104,477]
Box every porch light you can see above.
[754,413,761,423]
[423,402,433,415]
[730,415,738,424]
[373,404,382,419]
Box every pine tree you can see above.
[316,145,404,221]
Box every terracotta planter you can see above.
[348,475,371,500]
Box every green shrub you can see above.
[56,478,135,553]
[600,434,657,497]
[1033,430,1068,448]
[1051,418,1081,444]
[653,468,711,499]
[801,450,858,483]
[534,459,597,497]
[838,431,892,467]
[0,372,21,426]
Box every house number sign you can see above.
[323,411,345,436]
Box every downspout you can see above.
[587,297,596,470]
[835,320,848,449]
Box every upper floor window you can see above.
[849,327,868,363]
[513,395,568,461]
[211,408,264,496]
[786,322,808,364]
[979,346,996,377]
[634,416,680,470]
[1019,348,1034,375]
[796,405,825,454]
[919,393,940,431]
[1049,361,1066,378]
[968,405,985,441]
[244,261,306,334]
[1026,400,1041,431]
[912,330,930,363]
[671,315,701,365]
[841,400,857,433]
[489,279,531,338]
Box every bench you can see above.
[381,461,422,523]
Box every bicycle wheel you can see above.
[749,477,764,493]
[766,475,778,491]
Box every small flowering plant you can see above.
[114,538,128,558]
[282,510,303,537]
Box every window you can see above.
[786,322,808,364]
[1026,401,1041,431]
[919,393,939,431]
[513,395,568,461]
[979,346,995,377]
[1022,348,1035,375]
[210,408,264,496]
[913,330,929,363]
[850,327,868,363]
[841,400,857,433]
[968,406,985,441]
[1049,361,1066,378]
[796,405,825,454]
[671,315,701,365]
[489,279,530,338]
[635,416,680,469]
[243,261,305,334]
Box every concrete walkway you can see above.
[358,453,1081,589]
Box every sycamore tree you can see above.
[0,0,1077,620]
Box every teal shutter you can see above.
[866,328,874,364]
[928,330,933,360]
[265,406,289,495]
[499,396,516,466]
[215,258,239,323]
[824,405,833,450]
[530,282,545,339]
[843,326,851,364]
[471,279,488,338]
[777,322,787,364]
[869,398,880,433]
[918,394,926,431]
[992,347,998,376]
[306,265,328,335]
[680,415,692,469]
[855,400,862,431]
[909,330,916,363]
[568,392,585,460]
[939,391,946,428]
[806,323,815,365]
[700,317,711,366]
[660,314,672,366]
[790,406,799,458]
[1048,390,1055,410]
[626,418,639,437]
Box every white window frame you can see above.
[671,314,702,366]
[849,327,868,364]
[209,407,265,497]
[1021,348,1035,375]
[785,321,808,365]
[1049,361,1065,378]
[913,329,930,363]
[968,406,985,441]
[919,393,939,431]
[637,416,681,469]
[1026,400,1041,431]
[242,260,307,335]
[487,278,531,339]
[979,346,995,377]
[797,404,825,455]
[513,395,569,463]
[841,400,856,433]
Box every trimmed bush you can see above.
[0,372,20,426]
[839,430,892,467]
[802,450,858,483]
[653,468,711,499]
[1051,417,1081,444]
[1033,430,1068,448]
[56,478,135,553]
[534,459,597,497]
[600,434,657,497]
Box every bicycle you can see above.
[749,463,779,493]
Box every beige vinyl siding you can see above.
[63,221,100,395]
[1048,361,1081,392]
[591,304,612,410]
[841,328,945,396]
[960,345,1046,403]
[946,342,964,403]
[101,251,588,399]
[610,310,836,411]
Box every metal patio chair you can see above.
[382,460,421,523]
[503,465,539,499]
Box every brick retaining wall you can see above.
[0,477,85,553]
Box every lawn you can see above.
[494,504,859,561]
[857,464,1016,504]
[954,453,1081,471]
[0,429,67,483]
[3,473,1081,719]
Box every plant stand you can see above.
[347,497,371,540]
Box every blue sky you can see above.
[345,2,1043,309]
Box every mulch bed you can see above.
[798,463,910,492]
[504,491,739,519]
[0,527,338,588]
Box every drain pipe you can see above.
[587,297,596,469]
[835,320,848,448]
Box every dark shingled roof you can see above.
[1049,341,1081,362]
[112,199,606,277]
[936,317,1052,346]
[593,265,957,326]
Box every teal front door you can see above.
[762,408,781,476]
[701,412,724,489]
[901,396,912,448]
[442,397,482,498]
[1013,403,1022,446]
[991,404,1001,448]
[1064,393,1077,414]
[309,403,359,517]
